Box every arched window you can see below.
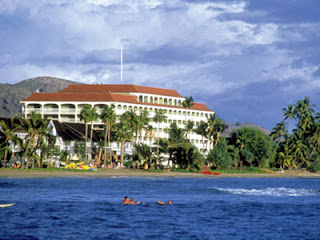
[154,97,158,104]
[139,96,143,102]
[174,100,177,106]
[150,96,153,103]
[144,96,148,103]
[196,112,199,117]
[159,98,163,104]
[173,110,177,115]
[123,105,127,110]
[117,105,122,110]
[129,106,133,111]
[192,112,195,116]
[169,99,172,105]
[178,111,181,115]
[134,106,138,112]
[201,113,204,117]
[164,99,168,105]
[169,110,172,115]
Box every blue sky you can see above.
[0,0,319,130]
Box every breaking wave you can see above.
[215,187,320,197]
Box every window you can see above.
[196,112,199,117]
[164,99,168,105]
[178,120,181,124]
[123,105,127,110]
[144,96,148,102]
[117,105,121,110]
[139,96,143,102]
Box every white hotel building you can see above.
[20,84,215,153]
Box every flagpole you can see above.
[120,45,123,82]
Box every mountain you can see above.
[0,76,81,117]
[222,122,271,136]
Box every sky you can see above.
[0,0,320,130]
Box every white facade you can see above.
[20,85,214,153]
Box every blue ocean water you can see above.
[1,177,320,240]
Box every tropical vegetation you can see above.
[0,96,319,173]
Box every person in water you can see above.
[157,200,172,205]
[128,198,135,204]
[122,196,130,204]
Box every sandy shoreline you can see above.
[1,169,320,179]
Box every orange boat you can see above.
[201,171,221,175]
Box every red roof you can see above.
[21,92,138,104]
[61,84,182,97]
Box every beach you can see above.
[1,168,320,178]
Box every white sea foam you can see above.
[215,187,320,197]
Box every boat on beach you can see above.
[201,171,221,175]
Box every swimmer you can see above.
[128,198,135,204]
[168,200,172,205]
[122,196,130,204]
[157,201,165,205]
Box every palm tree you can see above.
[0,117,21,167]
[289,130,309,169]
[195,120,208,151]
[213,117,227,146]
[114,120,133,167]
[144,124,155,152]
[100,104,116,168]
[19,112,48,168]
[270,121,287,155]
[133,143,152,167]
[79,105,92,163]
[206,114,215,151]
[153,109,167,164]
[182,96,194,112]
[182,96,194,124]
[295,97,315,133]
[185,120,194,140]
[139,109,150,142]
[282,104,296,134]
[89,106,99,163]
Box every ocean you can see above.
[1,177,320,240]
